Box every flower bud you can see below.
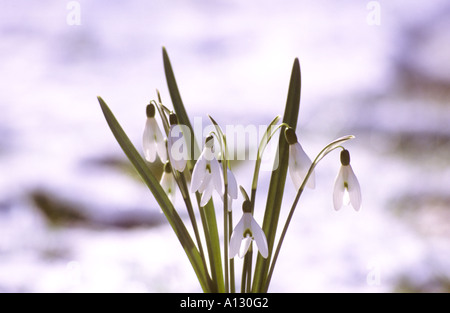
[340,149,350,166]
[163,162,172,173]
[146,103,156,118]
[169,113,178,126]
[284,127,298,145]
[242,200,252,213]
[205,135,214,149]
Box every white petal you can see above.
[170,152,187,172]
[160,172,176,203]
[346,165,362,211]
[149,118,167,163]
[156,140,168,163]
[190,154,207,193]
[288,154,302,190]
[344,190,352,206]
[306,168,316,189]
[289,143,315,190]
[294,143,315,189]
[238,235,252,258]
[200,181,214,207]
[143,119,157,162]
[227,169,238,199]
[168,125,187,172]
[203,146,215,161]
[198,172,212,194]
[229,217,245,259]
[242,212,253,230]
[167,133,176,166]
[220,194,233,212]
[227,196,233,212]
[210,158,223,194]
[251,217,268,258]
[333,166,346,211]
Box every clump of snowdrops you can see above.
[98,48,361,293]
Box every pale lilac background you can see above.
[0,0,449,292]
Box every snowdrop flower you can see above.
[333,149,361,211]
[229,200,268,259]
[160,162,176,204]
[219,165,238,212]
[143,103,167,163]
[190,136,223,207]
[285,127,315,190]
[167,113,188,172]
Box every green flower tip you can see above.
[146,103,156,118]
[340,149,350,166]
[284,127,298,145]
[169,113,178,125]
[205,135,214,149]
[242,200,252,213]
[163,162,172,173]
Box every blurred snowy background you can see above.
[1,0,450,292]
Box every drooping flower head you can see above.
[160,162,176,204]
[333,149,361,211]
[220,165,238,212]
[143,103,167,163]
[229,200,268,259]
[168,113,188,172]
[285,127,315,190]
[190,135,223,207]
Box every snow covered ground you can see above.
[1,0,450,292]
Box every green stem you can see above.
[250,117,283,192]
[264,135,355,291]
[223,182,229,292]
[240,245,253,293]
[208,115,231,293]
[228,210,235,293]
[196,195,224,292]
[246,246,253,292]
[176,171,211,289]
[243,117,285,292]
[241,255,248,293]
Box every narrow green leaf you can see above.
[162,47,200,172]
[97,96,211,292]
[162,48,225,292]
[252,58,302,292]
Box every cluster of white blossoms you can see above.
[99,50,362,293]
[142,105,266,259]
[143,107,361,260]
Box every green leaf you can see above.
[162,47,200,172]
[252,58,302,292]
[97,96,211,292]
[162,48,225,292]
